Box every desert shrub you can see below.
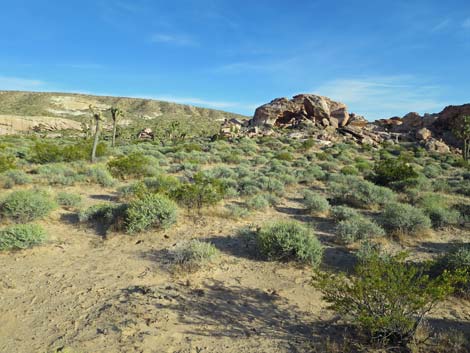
[0,154,16,173]
[56,192,82,208]
[390,175,433,192]
[246,194,270,210]
[30,141,107,164]
[372,157,418,187]
[171,173,226,214]
[340,165,359,175]
[225,204,250,219]
[330,205,361,222]
[302,190,330,215]
[256,220,323,267]
[107,152,156,179]
[435,245,470,294]
[143,174,181,195]
[336,215,385,244]
[34,163,84,186]
[313,252,462,349]
[78,203,127,233]
[296,165,326,183]
[85,165,116,187]
[379,202,432,236]
[300,138,315,151]
[413,194,461,229]
[170,240,218,270]
[274,151,294,161]
[125,194,177,234]
[0,170,32,188]
[423,164,442,178]
[1,189,56,222]
[330,176,396,209]
[0,224,47,251]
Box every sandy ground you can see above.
[0,187,469,353]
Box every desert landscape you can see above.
[0,91,469,353]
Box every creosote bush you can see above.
[30,141,107,164]
[0,154,16,173]
[313,252,464,349]
[1,189,56,223]
[0,224,48,250]
[125,193,178,234]
[372,156,418,187]
[302,190,330,215]
[56,192,82,208]
[107,152,155,179]
[256,220,323,267]
[379,202,432,236]
[336,215,385,244]
[170,240,218,271]
[330,175,396,209]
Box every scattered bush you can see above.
[170,240,218,271]
[330,205,361,222]
[1,190,56,222]
[340,165,359,175]
[171,173,226,214]
[0,170,32,188]
[125,194,178,234]
[107,152,155,179]
[256,220,323,267]
[336,215,385,244]
[56,192,82,208]
[302,190,330,215]
[0,154,16,173]
[274,151,294,161]
[30,141,107,164]
[85,165,116,187]
[379,202,432,236]
[79,203,128,234]
[372,157,418,186]
[225,204,250,219]
[330,176,396,209]
[313,252,462,349]
[246,194,270,210]
[0,224,47,250]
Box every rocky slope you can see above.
[222,93,468,153]
[0,91,247,135]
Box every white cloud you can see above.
[313,76,445,120]
[0,76,46,91]
[150,33,197,46]
[431,19,451,32]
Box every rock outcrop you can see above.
[250,94,349,128]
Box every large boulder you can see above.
[416,128,432,141]
[250,94,349,128]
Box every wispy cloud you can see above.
[431,19,451,32]
[214,57,300,74]
[150,33,198,46]
[0,76,46,90]
[314,76,445,119]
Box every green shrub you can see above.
[79,203,127,233]
[379,202,431,236]
[0,154,16,173]
[0,170,32,188]
[330,205,361,222]
[246,194,270,210]
[302,190,330,215]
[256,220,323,267]
[171,173,226,214]
[0,224,48,250]
[313,252,462,348]
[336,215,385,244]
[225,204,249,219]
[372,157,418,187]
[1,190,56,222]
[330,176,396,209]
[56,192,82,208]
[170,240,218,270]
[340,165,359,175]
[274,151,294,161]
[436,245,470,294]
[107,152,155,179]
[30,141,107,164]
[85,165,116,187]
[125,194,177,234]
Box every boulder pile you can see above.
[219,93,469,154]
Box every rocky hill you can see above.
[221,93,469,154]
[0,91,247,135]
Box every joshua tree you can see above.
[89,105,104,163]
[110,106,123,147]
[453,115,470,162]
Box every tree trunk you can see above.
[112,118,117,147]
[91,118,101,163]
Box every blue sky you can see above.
[1,0,469,119]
